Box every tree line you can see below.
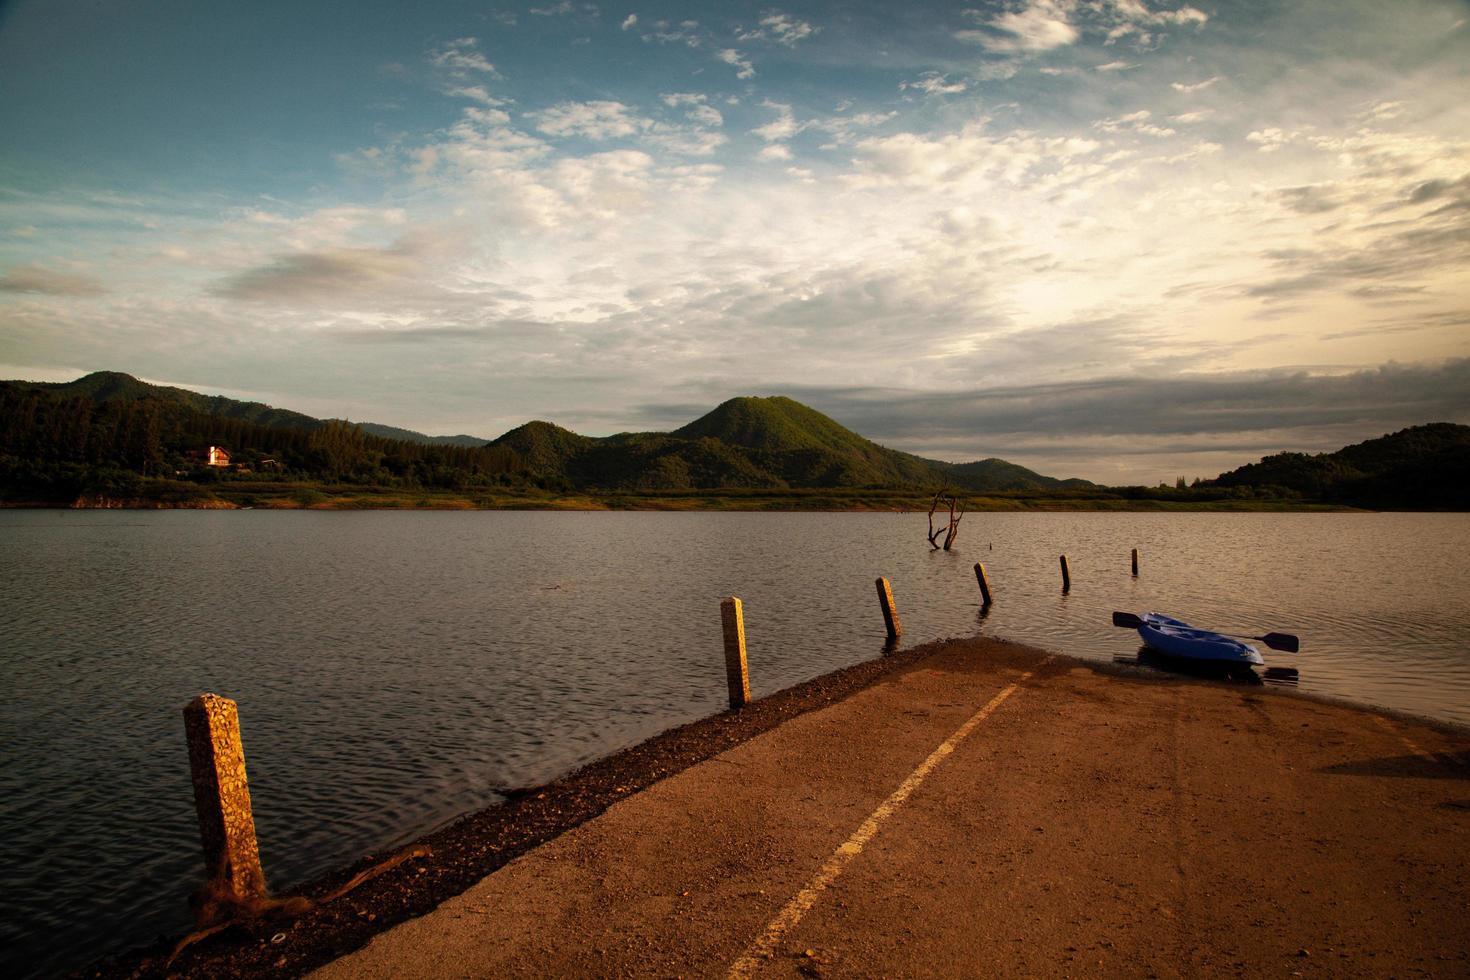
[0,388,527,499]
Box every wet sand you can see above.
[97,638,1469,978]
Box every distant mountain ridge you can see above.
[1213,423,1470,508]
[8,371,491,446]
[2,372,1090,492]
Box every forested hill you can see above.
[488,395,1090,491]
[0,373,1090,498]
[1212,423,1470,508]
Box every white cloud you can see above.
[1096,60,1136,71]
[621,13,637,30]
[958,1,1079,54]
[1104,1,1208,30]
[1246,127,1295,152]
[717,48,755,79]
[429,37,497,75]
[530,2,576,15]
[752,101,800,142]
[739,12,818,46]
[1169,110,1211,124]
[1172,76,1221,94]
[902,72,968,95]
[758,144,792,161]
[661,92,723,128]
[445,85,505,106]
[532,101,649,140]
[1365,100,1404,121]
[1095,109,1176,138]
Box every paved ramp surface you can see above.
[313,645,1469,978]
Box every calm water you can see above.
[2,510,1467,976]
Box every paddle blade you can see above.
[1262,632,1300,653]
[1112,611,1143,629]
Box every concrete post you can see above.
[721,597,750,710]
[974,562,993,606]
[876,576,902,641]
[183,693,267,903]
[1060,555,1071,593]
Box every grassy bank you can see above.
[2,479,1360,512]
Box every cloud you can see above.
[444,85,504,106]
[621,13,636,30]
[717,48,755,79]
[751,101,800,142]
[850,124,1101,189]
[209,238,451,304]
[529,2,576,15]
[738,12,817,46]
[1094,109,1175,138]
[1169,110,1211,124]
[758,144,792,162]
[1095,60,1136,71]
[958,1,1079,54]
[662,92,723,128]
[901,72,968,96]
[1271,185,1342,215]
[1246,127,1295,152]
[429,37,497,75]
[0,264,106,296]
[763,359,1470,476]
[532,101,649,140]
[1171,76,1221,93]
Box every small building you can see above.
[186,446,231,467]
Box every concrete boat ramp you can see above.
[313,641,1467,978]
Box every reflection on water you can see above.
[1,510,1467,977]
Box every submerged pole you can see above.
[1060,554,1071,593]
[876,576,902,642]
[1131,548,1139,577]
[721,597,750,710]
[974,562,993,606]
[182,693,267,906]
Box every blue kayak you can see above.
[1136,612,1264,666]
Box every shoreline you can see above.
[87,635,1011,978]
[6,498,1369,513]
[84,636,1467,978]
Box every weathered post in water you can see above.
[974,562,993,606]
[1131,548,1139,577]
[876,576,902,641]
[182,694,267,907]
[721,597,750,710]
[1060,554,1071,592]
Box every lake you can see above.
[2,510,1467,977]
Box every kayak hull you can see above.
[1136,612,1264,666]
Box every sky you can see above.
[1,0,1468,484]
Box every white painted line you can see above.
[727,663,1048,978]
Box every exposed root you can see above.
[316,844,432,905]
[165,844,433,967]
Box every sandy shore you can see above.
[94,638,1468,978]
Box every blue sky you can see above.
[1,0,1468,482]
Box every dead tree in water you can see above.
[927,491,964,551]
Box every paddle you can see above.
[1111,611,1300,653]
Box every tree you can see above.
[927,490,964,551]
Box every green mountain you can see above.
[1213,423,1470,508]
[489,395,1086,492]
[9,370,323,430]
